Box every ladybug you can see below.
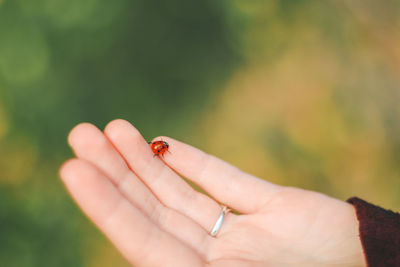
[149,140,169,157]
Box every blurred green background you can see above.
[0,0,399,266]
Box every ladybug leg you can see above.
[147,141,152,144]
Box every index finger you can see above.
[155,137,283,214]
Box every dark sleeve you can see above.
[347,197,400,267]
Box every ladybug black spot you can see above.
[157,150,160,153]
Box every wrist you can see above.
[329,202,367,267]
[346,202,367,266]
[311,200,366,266]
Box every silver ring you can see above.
[210,206,229,237]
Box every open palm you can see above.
[60,120,365,267]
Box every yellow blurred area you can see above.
[0,98,8,140]
[85,235,131,267]
[0,136,38,186]
[194,1,400,208]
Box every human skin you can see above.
[60,119,366,267]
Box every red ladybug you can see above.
[149,140,169,157]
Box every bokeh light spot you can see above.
[17,0,99,28]
[0,24,49,85]
[81,0,124,29]
[0,98,9,140]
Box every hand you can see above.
[60,119,366,267]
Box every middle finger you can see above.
[104,119,223,233]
